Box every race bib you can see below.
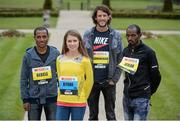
[119,57,139,75]
[32,66,52,81]
[93,51,109,64]
[59,76,78,95]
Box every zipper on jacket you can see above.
[131,49,134,55]
[127,76,131,98]
[127,76,131,89]
[127,48,133,98]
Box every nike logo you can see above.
[94,37,108,44]
[93,44,108,50]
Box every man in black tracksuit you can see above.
[120,24,161,121]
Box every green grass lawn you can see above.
[0,35,34,120]
[0,34,179,119]
[144,35,180,120]
[90,0,162,9]
[90,0,180,9]
[59,0,180,10]
[0,0,60,9]
[6,0,175,10]
[0,17,58,29]
[121,34,180,120]
[111,18,180,30]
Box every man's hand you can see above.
[108,80,115,85]
[23,103,30,111]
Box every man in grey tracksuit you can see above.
[20,27,60,120]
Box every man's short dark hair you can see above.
[127,24,141,34]
[34,26,49,36]
[92,5,112,25]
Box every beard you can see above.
[128,39,140,48]
[37,41,48,49]
[97,21,108,28]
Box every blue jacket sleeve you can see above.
[112,31,123,83]
[20,54,30,103]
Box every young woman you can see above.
[56,30,93,120]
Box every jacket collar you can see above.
[91,26,114,35]
[128,40,144,52]
[27,46,57,65]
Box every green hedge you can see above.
[0,8,180,19]
[112,9,180,19]
[112,12,180,19]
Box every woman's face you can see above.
[66,35,79,52]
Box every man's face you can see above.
[95,10,110,27]
[34,30,49,48]
[126,28,141,47]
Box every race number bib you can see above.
[93,51,109,64]
[119,57,139,75]
[32,66,52,81]
[59,76,78,95]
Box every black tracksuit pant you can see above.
[88,82,116,120]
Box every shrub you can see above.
[0,29,25,37]
[0,8,58,17]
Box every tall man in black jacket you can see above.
[119,24,161,121]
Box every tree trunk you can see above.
[102,0,111,9]
[163,0,173,12]
[43,0,52,10]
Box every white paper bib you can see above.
[119,57,139,75]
